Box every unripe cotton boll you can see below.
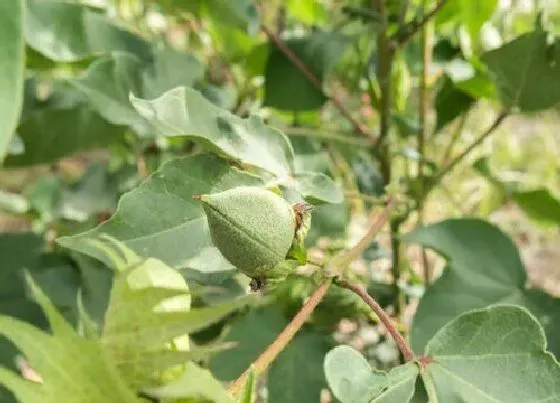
[198,186,297,280]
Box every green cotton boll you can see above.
[199,186,296,279]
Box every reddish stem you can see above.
[261,25,377,143]
[227,278,332,397]
[335,277,415,362]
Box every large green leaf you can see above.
[268,329,331,403]
[5,105,126,166]
[130,86,296,177]
[210,306,287,381]
[71,51,204,136]
[511,189,560,226]
[24,0,151,62]
[264,31,350,111]
[324,346,418,403]
[423,305,560,402]
[324,306,560,402]
[0,276,140,403]
[482,29,560,111]
[0,0,25,163]
[57,154,263,273]
[402,219,560,357]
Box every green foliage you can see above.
[1,1,560,401]
[325,306,560,403]
[24,0,151,62]
[0,238,252,402]
[483,27,560,111]
[0,0,24,163]
[264,30,349,111]
[402,219,560,357]
[58,154,263,272]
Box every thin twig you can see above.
[261,25,378,143]
[227,278,332,397]
[440,112,469,167]
[335,277,415,361]
[395,0,448,46]
[417,0,434,285]
[284,126,372,147]
[433,112,508,183]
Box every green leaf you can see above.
[423,305,560,402]
[61,163,118,222]
[24,0,151,62]
[57,154,263,273]
[211,306,288,380]
[512,189,560,226]
[75,236,255,390]
[239,366,256,403]
[268,330,331,403]
[0,0,24,163]
[264,31,350,111]
[325,307,560,402]
[402,219,560,357]
[142,362,234,402]
[460,0,498,45]
[5,105,125,166]
[290,172,343,204]
[482,30,560,111]
[434,76,474,132]
[305,202,348,246]
[71,52,147,134]
[131,86,296,177]
[142,47,205,98]
[324,346,418,403]
[0,275,140,403]
[160,0,259,34]
[71,50,204,135]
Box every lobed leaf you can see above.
[402,218,560,358]
[324,306,560,403]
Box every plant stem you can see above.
[395,0,448,46]
[440,112,469,167]
[284,126,372,147]
[227,278,332,398]
[372,0,394,180]
[261,25,377,143]
[335,277,415,361]
[432,112,508,184]
[417,0,434,284]
[372,0,404,317]
[228,201,396,398]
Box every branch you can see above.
[227,278,332,397]
[417,0,435,285]
[335,277,415,361]
[433,112,508,183]
[261,25,378,143]
[228,201,396,398]
[395,0,448,46]
[284,126,372,147]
